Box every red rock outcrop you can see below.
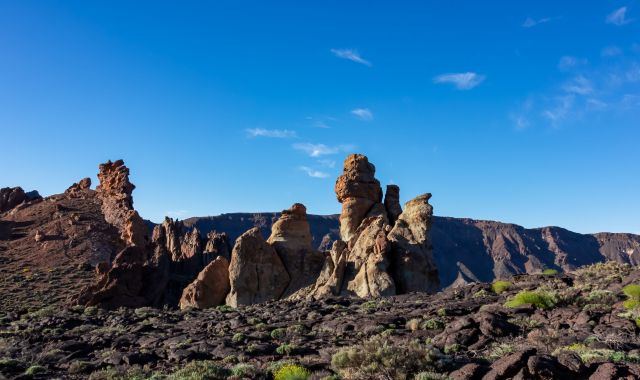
[204,231,231,263]
[65,178,92,195]
[335,154,383,241]
[267,203,324,297]
[96,160,149,248]
[384,184,402,226]
[226,227,290,307]
[179,256,230,309]
[0,187,40,213]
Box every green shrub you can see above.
[331,335,442,379]
[623,284,640,309]
[273,364,310,380]
[491,281,511,294]
[276,343,296,355]
[415,372,448,380]
[231,333,245,343]
[25,365,46,376]
[167,361,230,380]
[562,343,632,364]
[542,269,559,275]
[271,328,286,339]
[360,301,377,313]
[421,318,445,330]
[231,363,255,378]
[505,291,556,310]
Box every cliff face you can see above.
[178,214,640,288]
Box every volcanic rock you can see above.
[0,187,28,213]
[267,203,324,296]
[204,231,231,263]
[335,154,383,241]
[65,177,91,195]
[96,160,149,247]
[387,193,440,293]
[226,227,290,307]
[179,256,230,310]
[309,240,348,298]
[384,184,402,226]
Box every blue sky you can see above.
[1,1,639,234]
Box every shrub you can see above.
[276,343,296,355]
[25,365,46,376]
[623,284,640,309]
[231,333,245,343]
[405,318,420,331]
[491,281,511,294]
[230,363,255,378]
[421,318,445,330]
[562,343,631,364]
[271,328,286,340]
[505,291,556,310]
[331,335,442,379]
[360,301,377,313]
[542,269,559,275]
[273,363,310,380]
[415,372,448,380]
[168,361,230,380]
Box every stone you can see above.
[343,216,395,298]
[226,227,290,307]
[179,256,230,309]
[96,160,149,247]
[383,184,402,226]
[34,229,45,242]
[482,349,536,380]
[335,154,382,241]
[65,178,91,194]
[449,363,487,380]
[387,193,440,293]
[0,187,27,213]
[309,240,348,298]
[267,203,324,296]
[204,231,231,262]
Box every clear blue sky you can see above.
[1,1,639,234]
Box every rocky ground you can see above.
[1,261,639,380]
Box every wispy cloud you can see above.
[331,49,372,67]
[542,95,575,123]
[351,108,374,121]
[601,46,623,57]
[558,56,588,70]
[317,159,336,168]
[299,166,329,179]
[433,72,485,90]
[245,128,297,138]
[562,76,593,95]
[292,143,354,157]
[606,7,632,26]
[522,16,553,28]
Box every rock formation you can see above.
[179,256,230,309]
[96,160,149,248]
[0,186,41,213]
[309,153,439,299]
[65,177,91,195]
[267,203,324,296]
[387,193,440,293]
[204,231,231,263]
[334,154,383,241]
[226,227,290,307]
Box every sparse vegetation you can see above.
[331,335,443,379]
[167,361,230,380]
[542,269,559,275]
[491,280,511,294]
[25,365,46,376]
[271,327,286,339]
[505,290,556,309]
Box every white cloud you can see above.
[245,128,297,138]
[522,17,552,28]
[317,159,336,168]
[558,56,587,70]
[313,121,331,129]
[351,108,374,121]
[299,166,329,178]
[433,72,486,90]
[562,76,593,95]
[331,49,372,67]
[292,143,354,157]
[601,46,623,57]
[542,95,575,123]
[606,7,632,26]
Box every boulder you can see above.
[96,160,149,247]
[204,231,231,262]
[226,227,290,307]
[65,177,92,194]
[0,187,27,213]
[309,240,348,298]
[335,154,383,241]
[267,203,324,296]
[179,256,230,309]
[387,193,440,293]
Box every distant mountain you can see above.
[176,213,640,288]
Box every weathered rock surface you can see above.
[179,256,230,309]
[226,227,290,307]
[309,240,348,298]
[65,177,92,195]
[96,160,149,247]
[0,186,40,213]
[388,193,440,293]
[335,154,383,241]
[204,231,231,262]
[384,184,402,226]
[267,203,324,297]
